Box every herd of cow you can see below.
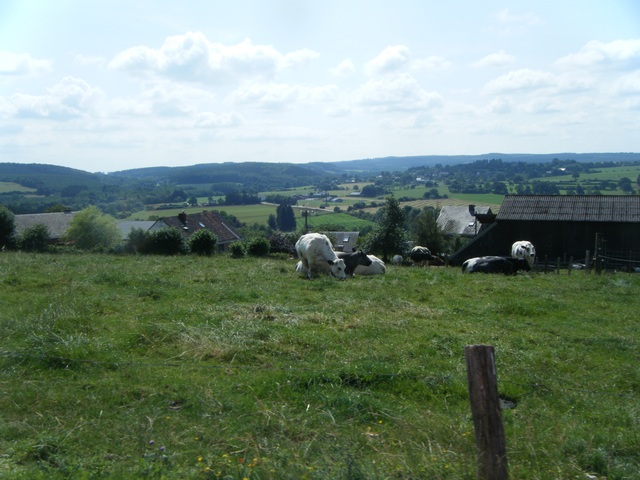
[294,232,536,279]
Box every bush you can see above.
[63,206,120,251]
[0,204,16,249]
[124,227,148,254]
[145,228,187,255]
[246,236,270,257]
[268,231,297,254]
[229,242,245,258]
[18,224,51,252]
[189,229,217,256]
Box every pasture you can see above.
[1,253,638,479]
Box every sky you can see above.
[0,1,639,173]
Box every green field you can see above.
[1,252,638,479]
[0,181,37,194]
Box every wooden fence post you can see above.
[465,345,509,480]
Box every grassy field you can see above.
[0,181,37,194]
[1,252,638,479]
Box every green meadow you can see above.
[1,252,638,479]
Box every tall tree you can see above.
[411,207,446,255]
[276,204,296,231]
[362,196,405,262]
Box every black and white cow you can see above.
[295,233,347,279]
[410,246,445,266]
[354,255,386,275]
[409,246,434,266]
[337,250,373,276]
[511,241,536,268]
[462,256,531,275]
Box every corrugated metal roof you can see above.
[497,195,640,223]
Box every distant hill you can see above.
[319,152,640,173]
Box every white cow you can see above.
[354,255,386,275]
[511,240,536,268]
[295,233,347,279]
[392,255,403,266]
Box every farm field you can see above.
[0,252,638,479]
[0,181,37,194]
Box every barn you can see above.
[448,195,640,269]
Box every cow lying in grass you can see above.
[353,255,386,275]
[462,256,531,275]
[337,250,372,276]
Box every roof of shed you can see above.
[14,211,76,239]
[497,195,640,223]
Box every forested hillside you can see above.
[1,153,638,219]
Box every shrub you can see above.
[0,204,16,249]
[189,229,217,256]
[145,228,187,255]
[229,241,245,258]
[124,227,149,254]
[246,236,270,257]
[268,231,297,254]
[63,206,120,251]
[18,224,51,252]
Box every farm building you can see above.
[448,195,640,269]
[437,205,496,237]
[13,211,77,244]
[150,210,242,251]
[327,231,360,252]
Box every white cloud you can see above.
[612,71,640,95]
[365,45,411,76]
[486,96,514,114]
[491,8,541,35]
[472,50,515,68]
[331,59,356,76]
[194,111,244,128]
[228,82,337,110]
[108,32,318,83]
[9,77,105,119]
[556,39,640,70]
[355,73,444,112]
[411,55,453,71]
[0,51,52,76]
[485,69,555,93]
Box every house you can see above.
[437,205,495,237]
[448,195,640,267]
[149,210,242,251]
[117,220,156,241]
[13,211,77,244]
[327,231,360,252]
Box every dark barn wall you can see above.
[449,220,640,266]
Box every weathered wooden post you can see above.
[568,256,574,275]
[465,345,509,480]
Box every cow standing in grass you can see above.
[295,233,347,279]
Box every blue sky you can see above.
[1,0,639,173]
